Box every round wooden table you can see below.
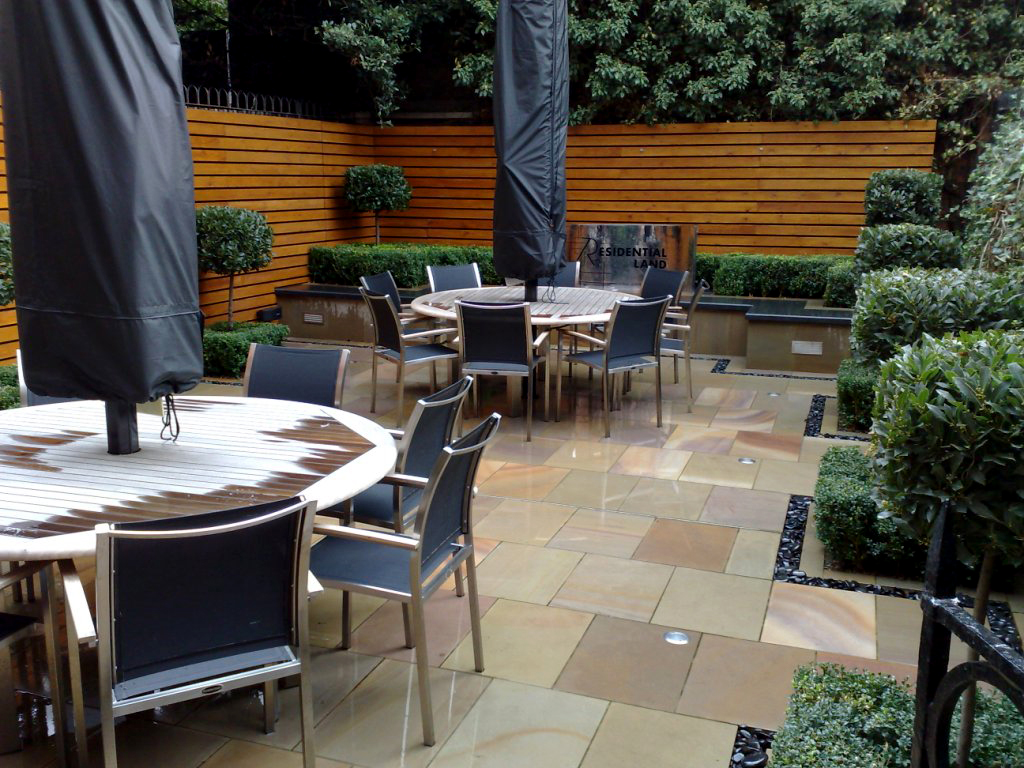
[410,285,634,327]
[0,396,397,560]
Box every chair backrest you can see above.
[551,261,580,287]
[640,267,688,303]
[361,289,405,353]
[605,296,671,363]
[427,263,482,293]
[95,497,314,699]
[398,376,474,478]
[455,301,532,369]
[243,343,349,409]
[680,278,708,325]
[360,271,403,314]
[16,349,79,407]
[414,414,501,574]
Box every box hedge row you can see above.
[202,322,290,378]
[309,244,499,288]
[694,252,854,305]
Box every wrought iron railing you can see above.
[911,505,1024,766]
[183,86,324,119]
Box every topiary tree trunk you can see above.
[956,549,996,767]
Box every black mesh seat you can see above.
[0,613,34,640]
[557,296,671,437]
[311,414,501,747]
[661,279,707,412]
[456,301,549,442]
[363,289,459,426]
[243,343,350,409]
[426,263,482,292]
[60,498,319,768]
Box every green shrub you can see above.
[823,259,858,307]
[0,220,13,306]
[344,165,412,244]
[309,243,498,288]
[874,330,1024,566]
[814,447,919,570]
[850,268,1024,365]
[863,169,943,226]
[707,253,843,298]
[854,223,961,274]
[962,107,1024,271]
[693,252,731,287]
[771,664,1024,768]
[836,358,876,432]
[196,206,274,328]
[0,365,17,388]
[202,322,290,378]
[0,384,18,410]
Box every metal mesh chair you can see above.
[556,296,671,437]
[243,343,350,409]
[456,301,549,442]
[661,279,708,412]
[552,261,580,287]
[359,271,404,315]
[16,350,79,406]
[426,263,482,293]
[311,414,501,747]
[639,266,689,303]
[363,289,459,426]
[61,497,318,768]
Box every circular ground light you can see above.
[737,457,757,465]
[663,630,690,645]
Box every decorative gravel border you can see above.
[774,495,1023,652]
[803,393,870,442]
[703,356,835,382]
[730,726,773,767]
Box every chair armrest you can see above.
[307,571,325,597]
[314,523,419,551]
[563,330,606,347]
[378,472,429,488]
[57,560,97,646]
[0,561,47,592]
[532,331,551,349]
[386,428,405,439]
[403,327,457,340]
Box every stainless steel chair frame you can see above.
[62,499,318,768]
[556,296,671,438]
[661,279,708,413]
[313,415,500,747]
[242,343,350,409]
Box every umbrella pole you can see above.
[105,401,140,455]
[524,279,538,303]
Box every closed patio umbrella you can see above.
[492,0,569,301]
[0,1,203,453]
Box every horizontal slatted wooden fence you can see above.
[0,105,935,364]
[374,121,935,254]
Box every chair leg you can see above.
[402,604,414,648]
[453,564,465,597]
[396,363,405,429]
[410,595,435,747]
[685,347,693,413]
[0,651,19,755]
[67,618,89,768]
[543,358,550,423]
[370,353,379,413]
[263,681,278,734]
[555,337,563,422]
[526,374,533,442]
[656,361,664,428]
[430,361,437,392]
[340,591,352,650]
[673,353,680,385]
[298,656,316,768]
[466,555,485,673]
[41,565,69,765]
[602,369,611,439]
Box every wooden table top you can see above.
[410,285,636,326]
[0,396,397,560]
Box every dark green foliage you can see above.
[874,330,1024,567]
[850,268,1024,365]
[0,385,18,411]
[309,243,498,288]
[693,253,728,288]
[0,221,12,306]
[202,322,290,379]
[863,169,944,226]
[814,447,919,571]
[836,358,876,432]
[196,206,274,278]
[0,364,17,388]
[854,224,961,274]
[771,664,1024,768]
[701,252,847,298]
[343,165,413,215]
[823,260,858,307]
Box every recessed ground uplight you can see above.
[737,457,757,465]
[767,391,782,397]
[663,631,690,645]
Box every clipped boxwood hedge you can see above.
[693,252,849,299]
[772,664,1024,768]
[0,365,17,388]
[0,365,18,410]
[851,268,1024,365]
[854,223,961,274]
[814,446,919,571]
[309,243,498,288]
[863,168,943,227]
[202,322,290,378]
[836,358,876,432]
[823,260,858,308]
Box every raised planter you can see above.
[276,283,851,373]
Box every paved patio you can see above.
[11,349,1024,768]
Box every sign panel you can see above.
[567,224,698,291]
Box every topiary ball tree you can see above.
[196,206,273,330]
[344,164,412,245]
[863,168,943,226]
[0,221,13,306]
